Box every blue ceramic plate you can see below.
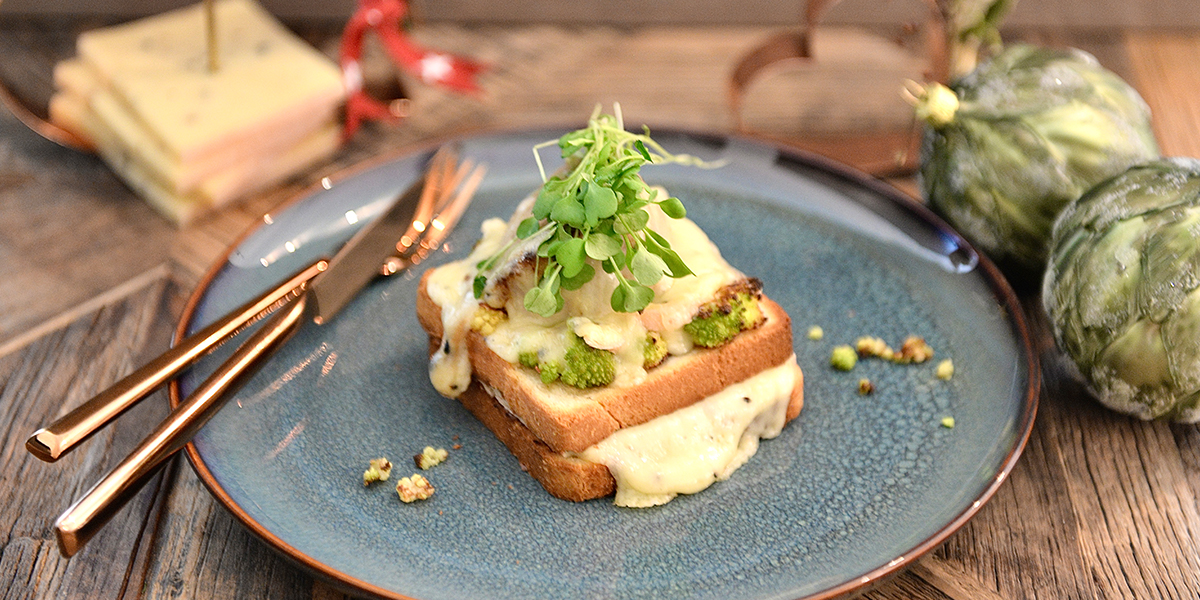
[175,130,1037,600]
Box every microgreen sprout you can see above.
[473,104,717,317]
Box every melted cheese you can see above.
[428,186,746,395]
[427,217,510,397]
[574,357,800,507]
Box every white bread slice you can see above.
[416,270,802,453]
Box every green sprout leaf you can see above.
[550,196,586,228]
[516,217,541,239]
[658,197,686,219]
[533,183,560,219]
[621,283,656,312]
[634,139,653,161]
[560,262,595,291]
[555,237,587,278]
[614,208,650,234]
[631,247,668,286]
[583,182,619,225]
[585,232,622,260]
[472,104,721,314]
[525,286,559,317]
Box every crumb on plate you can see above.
[363,457,392,486]
[415,446,449,469]
[396,473,435,502]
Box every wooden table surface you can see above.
[3,18,1200,600]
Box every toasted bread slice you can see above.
[416,270,802,453]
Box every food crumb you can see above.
[807,326,824,341]
[831,345,857,371]
[414,446,449,469]
[855,336,894,360]
[898,336,934,363]
[936,359,955,380]
[396,474,435,502]
[858,378,874,395]
[363,457,392,486]
[452,444,462,450]
[941,416,956,429]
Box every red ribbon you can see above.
[339,0,485,140]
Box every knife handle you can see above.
[54,290,312,557]
[26,260,327,463]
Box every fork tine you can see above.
[398,147,456,253]
[416,164,487,260]
[427,164,486,245]
[381,163,485,273]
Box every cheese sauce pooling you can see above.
[575,357,801,507]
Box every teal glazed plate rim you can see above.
[172,128,1039,600]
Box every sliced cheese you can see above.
[90,84,336,195]
[76,0,344,164]
[79,106,340,224]
[574,357,801,508]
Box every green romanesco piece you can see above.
[559,334,616,388]
[643,331,668,369]
[519,335,615,388]
[683,292,764,348]
[831,345,858,371]
[518,351,539,369]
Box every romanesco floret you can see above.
[831,345,857,371]
[471,305,507,335]
[519,334,615,388]
[559,334,616,388]
[643,331,668,369]
[683,292,764,348]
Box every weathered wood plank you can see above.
[0,272,177,599]
[0,110,177,346]
[137,464,321,599]
[1125,32,1200,158]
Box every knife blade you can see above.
[51,161,441,557]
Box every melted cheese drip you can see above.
[574,357,800,508]
[427,217,509,397]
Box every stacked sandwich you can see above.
[417,109,803,507]
[49,0,345,224]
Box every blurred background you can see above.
[0,0,1195,27]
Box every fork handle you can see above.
[53,291,311,557]
[26,260,326,463]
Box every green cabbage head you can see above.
[918,44,1159,279]
[1044,158,1200,422]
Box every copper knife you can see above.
[51,156,483,557]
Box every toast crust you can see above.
[432,350,804,503]
[417,270,800,453]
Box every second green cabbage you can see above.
[918,44,1159,278]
